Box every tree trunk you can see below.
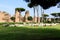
[36,6,40,23]
[41,7,44,23]
[33,6,36,23]
[54,17,55,23]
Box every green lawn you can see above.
[0,24,60,40]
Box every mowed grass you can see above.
[0,24,60,40]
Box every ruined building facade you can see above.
[0,11,40,23]
[0,11,12,22]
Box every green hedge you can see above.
[0,22,24,25]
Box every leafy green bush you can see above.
[27,16,33,21]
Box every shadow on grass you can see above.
[0,27,60,40]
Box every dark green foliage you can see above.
[40,13,49,23]
[15,8,25,12]
[27,16,33,21]
[57,13,60,17]
[10,17,15,22]
[28,3,34,8]
[10,17,15,21]
[24,0,29,2]
[51,13,57,17]
[0,22,24,26]
[51,13,60,23]
[24,0,60,9]
[43,14,49,17]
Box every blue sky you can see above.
[0,0,60,18]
